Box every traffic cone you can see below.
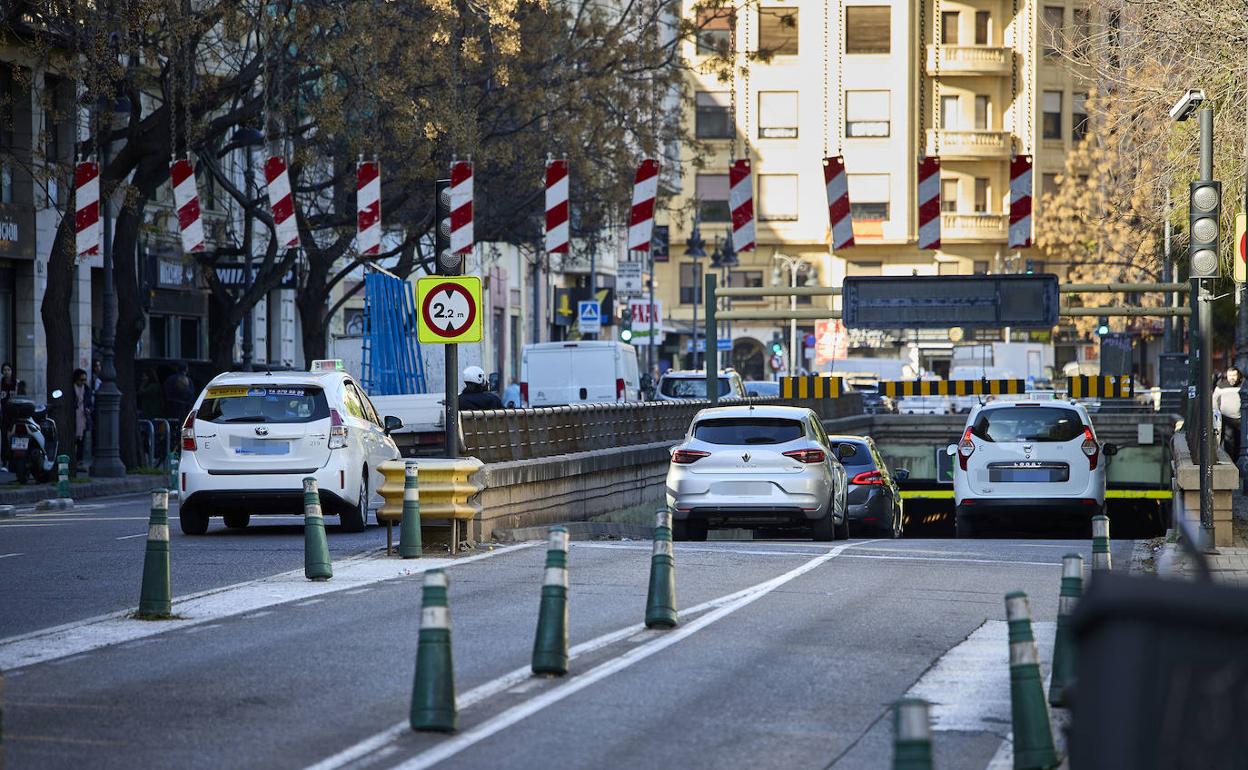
[892,698,933,770]
[56,454,70,499]
[1090,514,1112,571]
[532,526,570,675]
[645,510,678,629]
[303,477,333,581]
[1049,553,1082,707]
[1005,591,1059,770]
[399,461,422,559]
[410,569,456,732]
[137,489,172,619]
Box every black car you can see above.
[827,435,908,537]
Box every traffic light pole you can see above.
[705,273,718,405]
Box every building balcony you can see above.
[926,129,1012,160]
[925,45,1012,76]
[940,212,1008,243]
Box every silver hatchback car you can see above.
[666,405,853,541]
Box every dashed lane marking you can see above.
[114,533,146,540]
[0,552,22,559]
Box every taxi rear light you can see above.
[1081,426,1099,470]
[672,449,710,464]
[329,409,348,449]
[957,428,975,471]
[783,449,826,464]
[181,409,197,451]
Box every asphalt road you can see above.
[2,528,1133,770]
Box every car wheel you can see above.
[224,513,250,529]
[672,519,690,541]
[955,513,976,539]
[179,505,209,535]
[340,469,369,533]
[812,510,835,542]
[834,513,851,541]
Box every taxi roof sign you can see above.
[310,359,345,372]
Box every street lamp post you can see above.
[716,231,738,370]
[92,95,131,478]
[684,214,707,369]
[772,252,807,377]
[234,128,265,372]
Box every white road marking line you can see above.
[242,611,274,620]
[114,534,147,541]
[839,554,1062,567]
[294,599,324,607]
[182,624,224,634]
[304,539,880,770]
[574,542,831,558]
[0,523,69,528]
[0,552,23,559]
[388,540,874,770]
[343,588,372,595]
[0,543,538,671]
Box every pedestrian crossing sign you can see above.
[578,300,601,333]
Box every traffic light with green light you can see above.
[1096,316,1110,336]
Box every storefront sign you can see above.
[0,204,34,260]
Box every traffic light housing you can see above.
[770,332,784,355]
[1188,180,1221,278]
[1096,316,1110,336]
[619,308,633,342]
[1025,259,1035,275]
[435,178,457,275]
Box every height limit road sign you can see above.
[416,276,483,344]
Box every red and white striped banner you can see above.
[729,159,755,252]
[823,156,854,251]
[170,158,205,254]
[264,156,300,249]
[917,156,941,250]
[627,159,659,253]
[1008,155,1033,249]
[74,160,100,259]
[545,159,569,254]
[449,160,474,255]
[357,160,381,256]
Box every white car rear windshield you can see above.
[662,378,732,398]
[693,418,804,445]
[198,385,330,424]
[971,406,1084,443]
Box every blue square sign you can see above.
[578,300,601,333]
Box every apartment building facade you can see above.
[652,0,1088,379]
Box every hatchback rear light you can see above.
[851,470,884,485]
[520,382,529,405]
[672,448,710,464]
[1081,427,1099,470]
[783,448,826,464]
[957,428,975,471]
[329,409,348,449]
[181,409,197,451]
[616,378,626,400]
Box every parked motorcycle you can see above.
[8,389,63,484]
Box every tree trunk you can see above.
[40,213,78,473]
[207,291,241,373]
[297,276,330,364]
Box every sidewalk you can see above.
[0,469,166,507]
[1159,489,1248,587]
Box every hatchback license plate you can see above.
[989,463,1068,483]
[10,437,27,451]
[234,438,289,455]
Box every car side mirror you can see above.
[1103,442,1118,457]
[836,443,858,460]
[895,468,911,481]
[383,415,403,435]
[945,444,957,456]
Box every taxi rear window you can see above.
[198,385,330,424]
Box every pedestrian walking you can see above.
[138,369,164,419]
[162,362,195,423]
[1,361,18,470]
[72,368,95,468]
[1213,366,1242,460]
[457,366,503,411]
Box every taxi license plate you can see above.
[234,438,289,455]
[10,437,28,451]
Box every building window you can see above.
[758,91,798,138]
[973,260,990,275]
[795,269,813,305]
[974,178,990,212]
[974,95,990,129]
[150,316,169,358]
[845,6,890,54]
[696,8,732,55]
[1042,173,1059,197]
[729,270,764,301]
[941,178,958,213]
[696,173,731,223]
[940,95,960,129]
[848,174,889,221]
[1043,91,1063,139]
[680,263,703,304]
[1072,8,1090,54]
[942,11,960,44]
[845,90,890,137]
[1072,92,1089,141]
[181,318,202,360]
[758,8,799,56]
[975,11,991,44]
[696,92,734,139]
[759,174,799,221]
[1043,6,1064,56]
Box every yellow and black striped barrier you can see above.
[879,379,1026,399]
[1069,376,1133,399]
[779,376,845,399]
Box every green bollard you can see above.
[137,489,173,619]
[410,570,457,732]
[1005,592,1059,770]
[645,510,678,629]
[168,451,179,493]
[399,461,423,559]
[1090,514,1111,571]
[303,478,333,581]
[1049,553,1083,707]
[531,526,570,675]
[56,454,70,499]
[893,698,934,770]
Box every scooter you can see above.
[8,389,63,484]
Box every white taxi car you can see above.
[178,361,401,535]
[950,400,1117,537]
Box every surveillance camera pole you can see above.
[1197,105,1216,552]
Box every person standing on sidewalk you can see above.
[1213,366,1242,461]
[72,368,95,470]
[0,362,18,471]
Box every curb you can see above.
[35,498,74,511]
[492,521,653,543]
[0,476,158,506]
[0,505,14,518]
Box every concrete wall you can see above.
[1171,431,1235,547]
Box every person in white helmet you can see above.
[458,365,503,411]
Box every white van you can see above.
[521,341,642,406]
